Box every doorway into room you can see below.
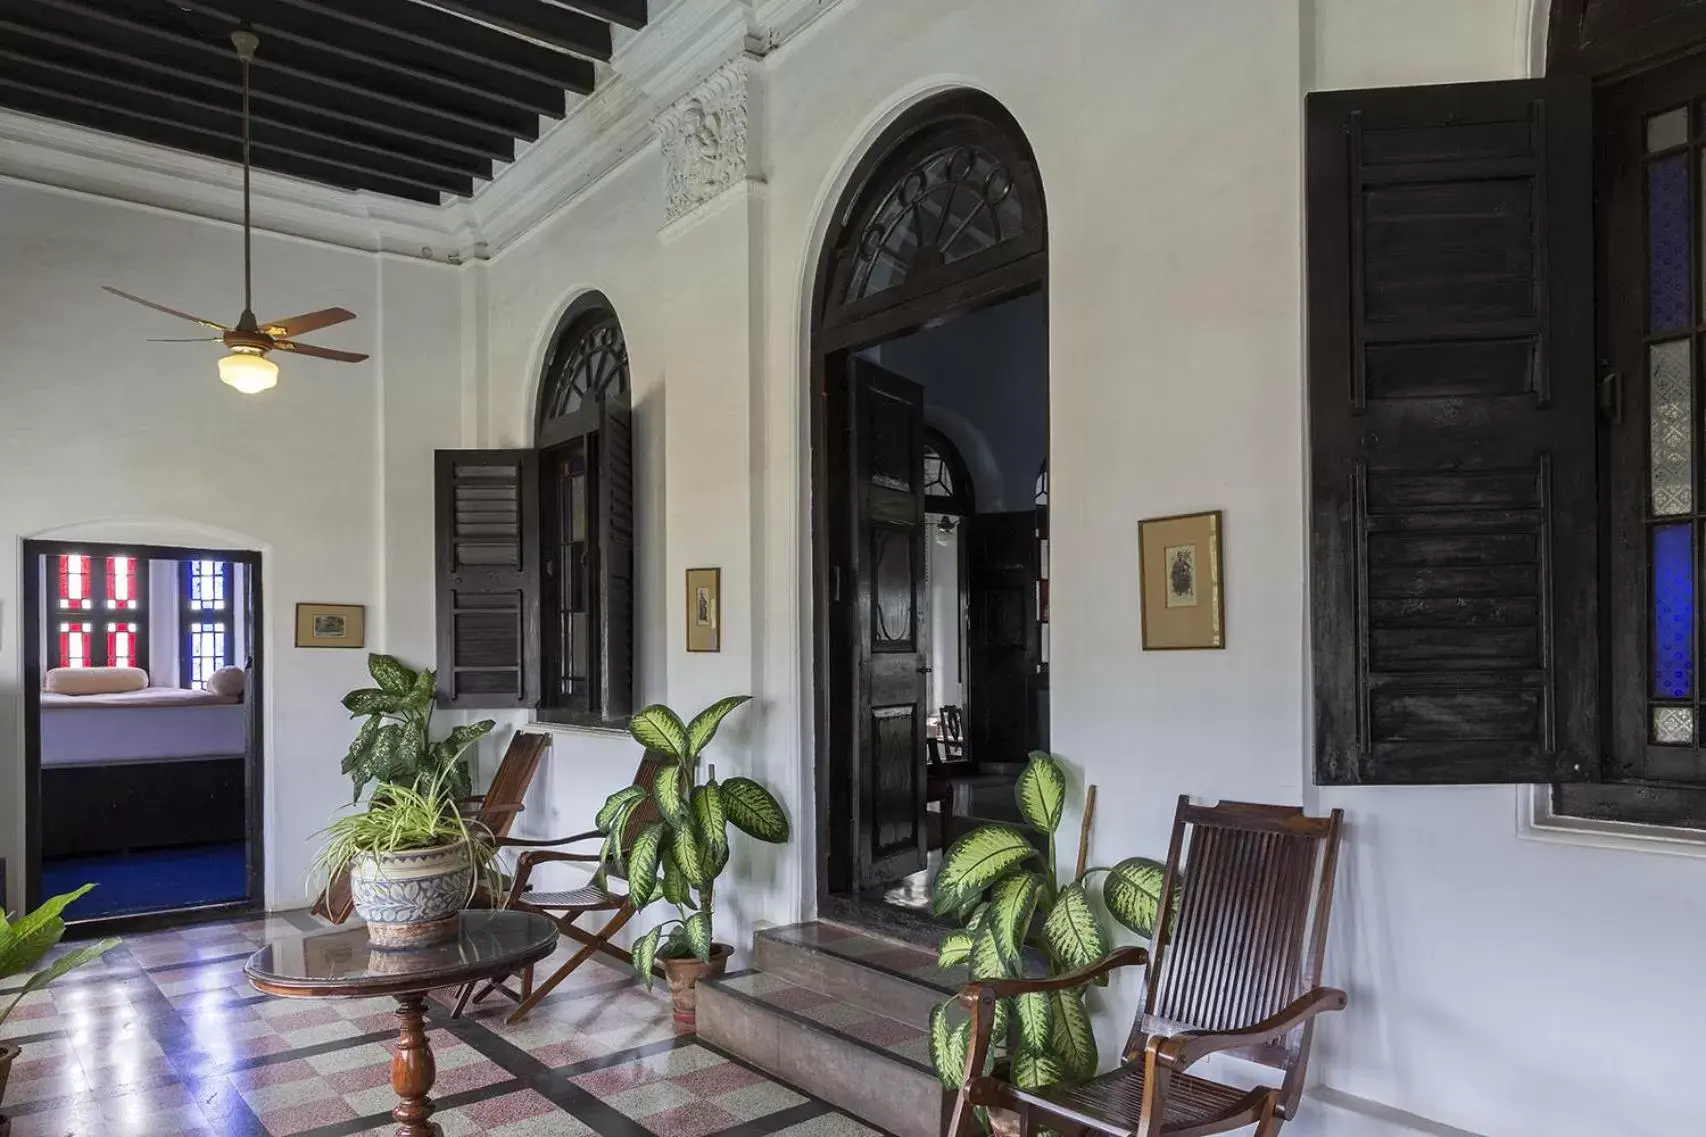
[21,539,264,934]
[811,92,1048,936]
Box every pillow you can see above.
[45,666,148,696]
[205,666,247,698]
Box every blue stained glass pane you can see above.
[1648,155,1691,332]
[1653,524,1694,699]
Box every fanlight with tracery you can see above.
[541,311,629,423]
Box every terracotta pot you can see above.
[661,943,733,1026]
[0,1041,19,1137]
[348,841,473,949]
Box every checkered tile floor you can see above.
[0,913,896,1137]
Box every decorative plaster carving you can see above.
[654,57,760,224]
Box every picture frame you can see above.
[1138,511,1225,650]
[295,603,366,649]
[685,568,721,653]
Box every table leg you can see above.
[390,994,438,1137]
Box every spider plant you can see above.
[310,769,495,897]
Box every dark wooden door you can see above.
[849,358,930,888]
[968,511,1040,765]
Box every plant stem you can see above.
[1075,785,1097,882]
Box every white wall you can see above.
[0,182,464,911]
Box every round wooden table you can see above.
[245,910,556,1137]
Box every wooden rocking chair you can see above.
[949,797,1346,1137]
[451,751,670,1024]
[308,731,550,924]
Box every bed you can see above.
[39,670,250,859]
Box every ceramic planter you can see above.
[0,1041,18,1137]
[348,841,473,948]
[661,943,733,1025]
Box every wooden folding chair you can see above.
[451,752,670,1024]
[308,731,551,924]
[949,797,1346,1137]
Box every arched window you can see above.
[433,292,634,723]
[819,93,1046,341]
[924,429,975,514]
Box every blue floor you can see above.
[42,842,249,919]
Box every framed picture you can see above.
[295,603,366,649]
[1138,511,1225,650]
[686,568,721,653]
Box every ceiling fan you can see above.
[103,28,368,394]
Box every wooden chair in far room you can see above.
[452,751,671,1024]
[948,797,1346,1137]
[308,731,551,924]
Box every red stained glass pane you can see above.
[58,555,92,610]
[107,622,138,669]
[58,621,92,668]
[107,557,138,609]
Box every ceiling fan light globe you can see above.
[219,349,278,394]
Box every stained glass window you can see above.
[1649,153,1691,332]
[181,560,235,687]
[53,554,146,669]
[923,444,955,499]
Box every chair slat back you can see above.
[479,732,551,840]
[1133,797,1343,1073]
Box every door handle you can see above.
[916,666,933,674]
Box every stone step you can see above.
[752,921,960,1026]
[697,968,948,1137]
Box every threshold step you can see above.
[754,921,961,1025]
[697,969,946,1137]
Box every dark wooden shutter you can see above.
[434,450,541,709]
[596,396,635,721]
[1306,77,1598,785]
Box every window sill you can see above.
[1517,783,1706,858]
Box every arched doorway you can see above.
[810,91,1048,925]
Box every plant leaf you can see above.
[1013,991,1053,1055]
[629,706,688,760]
[19,939,119,997]
[1050,988,1099,1079]
[684,910,713,962]
[437,721,494,765]
[367,724,406,785]
[660,855,695,909]
[596,785,647,833]
[1012,1051,1065,1091]
[341,688,399,717]
[653,765,690,829]
[367,654,415,696]
[1041,883,1108,972]
[1104,857,1169,939]
[672,824,708,887]
[929,1001,968,1090]
[341,715,380,778]
[721,777,789,843]
[684,695,752,760]
[937,931,974,970]
[987,871,1042,971]
[968,924,1010,982]
[631,926,663,990]
[693,782,729,878]
[1016,751,1067,835]
[932,825,1036,916]
[0,885,97,977]
[625,824,665,908]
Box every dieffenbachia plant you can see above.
[0,885,119,1029]
[928,751,1173,1097]
[596,697,790,983]
[339,654,494,803]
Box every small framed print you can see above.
[686,568,721,653]
[295,603,366,649]
[1139,511,1225,650]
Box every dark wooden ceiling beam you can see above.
[275,0,596,88]
[552,0,649,31]
[1,17,514,163]
[21,0,539,144]
[0,56,479,193]
[0,82,450,202]
[170,0,584,112]
[0,45,493,179]
[422,0,614,60]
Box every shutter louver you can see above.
[598,397,636,720]
[435,450,541,709]
[1306,77,1599,785]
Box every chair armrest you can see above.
[957,946,1149,1005]
[497,828,604,849]
[1148,987,1347,1071]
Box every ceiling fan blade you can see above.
[275,339,369,364]
[147,337,224,342]
[103,286,229,332]
[261,307,357,338]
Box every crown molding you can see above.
[0,0,851,263]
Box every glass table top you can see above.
[245,910,557,996]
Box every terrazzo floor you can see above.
[0,912,897,1137]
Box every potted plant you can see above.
[340,654,495,803]
[927,752,1174,1133]
[596,697,791,1024]
[311,771,495,949]
[1,885,118,1137]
